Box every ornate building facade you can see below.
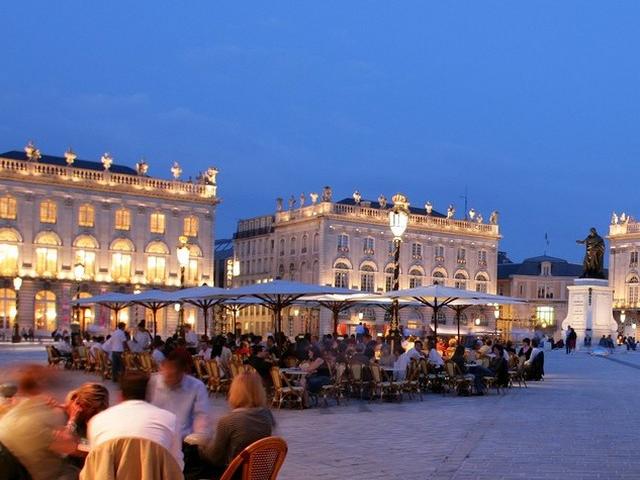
[233,188,501,336]
[497,254,583,340]
[0,143,218,337]
[608,213,640,335]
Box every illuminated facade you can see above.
[233,188,501,336]
[497,253,582,339]
[0,143,218,336]
[608,214,640,334]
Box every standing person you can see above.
[185,324,198,355]
[565,326,572,354]
[568,327,577,353]
[355,322,365,341]
[130,321,152,353]
[108,322,127,382]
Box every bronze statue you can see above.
[576,227,605,279]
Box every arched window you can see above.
[0,228,20,276]
[432,270,446,285]
[78,204,95,227]
[454,272,468,289]
[73,235,99,278]
[289,263,296,281]
[279,239,285,256]
[146,241,169,284]
[183,215,199,237]
[301,234,308,254]
[34,290,57,331]
[313,233,319,253]
[111,238,134,282]
[39,199,57,224]
[115,208,131,231]
[385,265,395,292]
[475,273,488,293]
[0,288,16,330]
[34,231,61,277]
[187,244,202,284]
[334,262,350,288]
[360,264,375,292]
[150,212,166,234]
[409,267,423,288]
[290,237,297,255]
[435,309,447,325]
[627,275,639,305]
[0,195,17,219]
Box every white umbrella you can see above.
[447,294,526,341]
[219,280,360,334]
[76,292,134,331]
[129,289,180,337]
[170,286,228,337]
[382,284,522,339]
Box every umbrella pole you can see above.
[153,308,157,338]
[333,308,340,335]
[203,306,209,338]
[456,307,461,343]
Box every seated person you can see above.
[451,345,491,395]
[200,372,275,476]
[488,345,509,387]
[524,338,545,381]
[300,346,332,406]
[378,344,396,367]
[247,345,274,384]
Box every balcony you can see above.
[434,255,445,263]
[337,246,349,253]
[363,248,375,256]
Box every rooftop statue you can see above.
[576,227,605,279]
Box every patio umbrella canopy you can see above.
[447,294,526,341]
[382,285,525,340]
[76,292,134,331]
[129,289,181,337]
[171,286,229,337]
[220,280,360,335]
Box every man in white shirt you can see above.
[129,321,152,353]
[88,371,183,470]
[426,340,445,368]
[395,340,427,378]
[147,352,211,440]
[185,324,198,351]
[110,322,128,382]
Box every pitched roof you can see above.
[498,254,584,279]
[1,150,138,176]
[336,198,446,218]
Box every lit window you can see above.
[184,216,199,237]
[186,244,202,284]
[0,196,17,220]
[411,243,422,259]
[146,241,169,284]
[627,276,639,305]
[34,232,61,277]
[111,238,134,282]
[150,212,166,234]
[74,235,98,279]
[115,208,131,231]
[475,274,488,293]
[454,272,467,289]
[334,262,350,288]
[0,288,16,328]
[363,237,374,255]
[536,306,555,326]
[78,204,95,227]
[40,200,57,224]
[360,265,375,292]
[0,228,20,276]
[432,270,446,286]
[409,268,422,288]
[34,290,57,331]
[337,234,349,253]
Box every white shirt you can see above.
[394,347,424,374]
[526,347,543,365]
[186,330,198,346]
[147,373,211,439]
[427,348,444,367]
[88,400,183,470]
[129,330,151,353]
[109,328,127,353]
[152,349,166,365]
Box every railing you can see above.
[0,156,217,201]
[275,201,499,236]
[610,222,640,236]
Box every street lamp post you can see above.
[74,263,85,334]
[12,277,22,343]
[388,193,409,352]
[176,236,190,339]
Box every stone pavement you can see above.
[2,347,639,479]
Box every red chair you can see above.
[219,436,288,480]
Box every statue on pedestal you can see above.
[577,227,605,279]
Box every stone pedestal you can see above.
[561,279,617,348]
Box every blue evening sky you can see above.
[2,1,639,264]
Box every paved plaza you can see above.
[1,346,638,479]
